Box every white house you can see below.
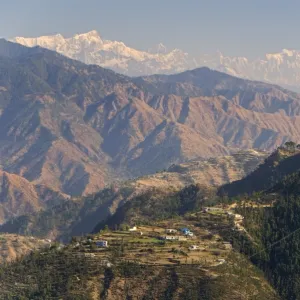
[189,245,200,250]
[129,226,137,232]
[162,235,177,240]
[234,214,244,221]
[217,259,226,264]
[161,235,187,241]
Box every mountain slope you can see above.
[0,150,266,241]
[132,149,267,189]
[223,167,300,299]
[0,203,279,300]
[0,170,68,224]
[0,234,51,264]
[2,39,300,211]
[0,241,277,299]
[221,147,300,197]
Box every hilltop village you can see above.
[64,206,245,268]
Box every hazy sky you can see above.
[1,0,299,58]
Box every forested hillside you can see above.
[220,143,300,196]
[221,158,300,299]
[2,147,300,299]
[0,214,278,300]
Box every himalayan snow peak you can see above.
[10,30,300,91]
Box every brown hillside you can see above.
[0,170,68,224]
[0,40,300,200]
[0,233,51,263]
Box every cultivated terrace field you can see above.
[0,206,278,299]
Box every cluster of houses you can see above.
[82,222,234,254]
[92,226,140,248]
[160,227,195,241]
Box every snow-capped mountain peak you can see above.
[72,30,102,43]
[10,30,197,75]
[10,31,300,91]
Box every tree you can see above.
[284,141,297,152]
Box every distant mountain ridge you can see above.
[10,30,300,91]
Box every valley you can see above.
[0,39,299,223]
[0,37,300,300]
[0,141,299,299]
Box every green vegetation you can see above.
[94,184,217,232]
[224,171,300,300]
[0,213,278,299]
[2,147,300,299]
[220,147,300,197]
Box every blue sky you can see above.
[1,0,299,58]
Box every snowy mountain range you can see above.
[11,30,300,91]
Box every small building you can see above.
[217,259,226,264]
[129,226,137,232]
[96,240,108,248]
[162,235,178,240]
[166,229,177,234]
[189,245,200,250]
[181,228,191,234]
[160,235,187,241]
[234,214,244,221]
[181,228,194,236]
